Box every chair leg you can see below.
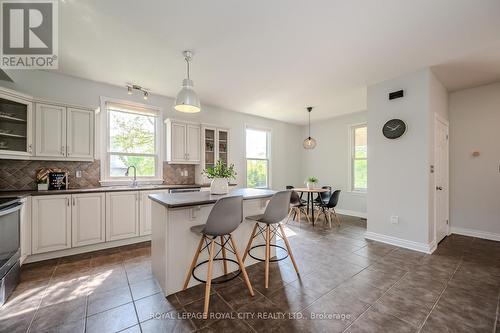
[265,225,271,289]
[333,208,341,226]
[203,238,216,318]
[221,236,228,275]
[183,235,205,290]
[279,224,299,275]
[242,223,258,263]
[285,208,293,224]
[229,234,254,296]
[297,208,301,227]
[303,208,311,224]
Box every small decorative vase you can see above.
[210,178,229,194]
[306,182,315,190]
[37,183,48,191]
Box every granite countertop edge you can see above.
[149,188,276,209]
[0,183,238,198]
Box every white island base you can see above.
[150,189,276,296]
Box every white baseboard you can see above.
[450,226,500,242]
[364,231,435,254]
[336,209,367,219]
[25,235,151,264]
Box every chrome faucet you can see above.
[125,166,138,187]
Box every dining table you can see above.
[293,187,330,226]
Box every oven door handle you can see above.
[0,202,22,217]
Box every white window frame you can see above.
[245,125,272,189]
[349,123,367,193]
[99,97,163,186]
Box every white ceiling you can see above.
[57,0,500,124]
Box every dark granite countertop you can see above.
[149,188,275,208]
[0,183,235,198]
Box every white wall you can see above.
[449,82,500,240]
[1,70,304,190]
[301,111,367,216]
[367,69,435,249]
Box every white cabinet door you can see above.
[106,191,139,241]
[20,197,31,264]
[35,103,66,157]
[67,108,94,160]
[72,193,105,247]
[186,124,201,163]
[32,195,71,254]
[139,190,165,236]
[171,122,187,162]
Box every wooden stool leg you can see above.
[265,225,271,289]
[242,223,258,263]
[297,209,301,227]
[333,208,341,226]
[285,209,293,224]
[279,224,300,275]
[203,239,216,319]
[221,236,228,275]
[304,208,311,224]
[183,236,205,290]
[229,235,254,296]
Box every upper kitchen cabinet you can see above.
[0,89,33,158]
[202,125,230,171]
[165,119,200,164]
[35,102,94,161]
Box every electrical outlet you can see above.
[390,216,399,224]
[76,170,82,178]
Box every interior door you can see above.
[435,117,449,243]
[35,103,66,157]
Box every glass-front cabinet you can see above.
[201,126,230,181]
[0,91,33,157]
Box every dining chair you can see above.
[314,190,341,228]
[314,185,332,205]
[286,190,311,226]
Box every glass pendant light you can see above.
[175,50,201,113]
[303,106,317,149]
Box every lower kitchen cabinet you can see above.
[139,189,165,236]
[72,193,105,247]
[20,197,32,263]
[32,195,72,254]
[106,191,140,241]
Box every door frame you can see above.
[434,113,450,244]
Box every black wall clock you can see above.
[382,119,407,139]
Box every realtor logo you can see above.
[1,0,58,69]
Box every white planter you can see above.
[306,182,316,190]
[210,178,229,195]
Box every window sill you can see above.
[99,179,164,187]
[347,190,367,196]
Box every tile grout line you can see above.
[25,258,59,333]
[341,270,410,332]
[415,255,463,333]
[122,261,143,333]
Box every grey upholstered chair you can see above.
[242,190,299,288]
[183,195,254,318]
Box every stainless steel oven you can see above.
[0,198,21,306]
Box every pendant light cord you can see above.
[186,57,190,80]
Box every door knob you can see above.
[436,186,443,191]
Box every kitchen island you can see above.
[149,188,276,295]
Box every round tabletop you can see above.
[293,187,329,193]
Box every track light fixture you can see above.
[125,83,150,100]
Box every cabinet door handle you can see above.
[28,144,32,153]
[66,198,70,206]
[61,146,65,155]
[72,197,75,206]
[67,146,70,156]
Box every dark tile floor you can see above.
[1,215,499,332]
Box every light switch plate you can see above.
[390,216,399,224]
[76,170,82,178]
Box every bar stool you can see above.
[182,195,254,318]
[242,191,299,288]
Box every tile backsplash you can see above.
[163,163,195,184]
[0,159,100,190]
[0,159,197,191]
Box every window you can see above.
[103,101,161,181]
[246,127,270,188]
[351,124,367,192]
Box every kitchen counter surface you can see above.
[0,183,229,198]
[149,188,276,208]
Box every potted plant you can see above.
[202,159,237,194]
[37,178,49,191]
[305,176,318,189]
